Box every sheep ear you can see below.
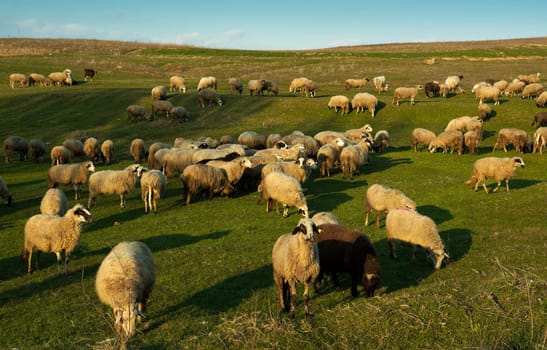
[292,225,304,235]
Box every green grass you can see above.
[0,38,546,350]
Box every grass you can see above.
[0,37,546,349]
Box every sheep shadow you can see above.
[367,154,413,173]
[500,178,543,191]
[84,207,146,233]
[417,205,453,225]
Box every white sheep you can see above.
[228,77,243,94]
[493,128,531,153]
[532,127,547,154]
[28,73,51,87]
[386,208,449,269]
[48,70,71,86]
[151,85,167,101]
[465,156,525,193]
[535,91,547,107]
[40,188,68,216]
[140,169,167,213]
[9,73,27,88]
[48,161,96,200]
[83,137,100,162]
[373,75,389,94]
[127,105,150,123]
[520,83,544,99]
[254,143,306,161]
[289,77,310,94]
[474,85,501,105]
[411,128,436,152]
[392,85,423,106]
[328,95,350,115]
[238,131,267,149]
[50,145,71,165]
[373,130,390,152]
[344,123,374,142]
[152,100,175,118]
[301,79,317,97]
[493,79,508,94]
[445,116,482,133]
[311,211,341,226]
[261,156,316,184]
[95,241,156,338]
[162,148,200,177]
[365,183,416,228]
[317,137,345,177]
[351,92,378,117]
[504,80,526,96]
[271,218,320,317]
[517,72,541,84]
[197,89,222,108]
[100,139,114,165]
[445,75,464,93]
[439,83,450,98]
[428,130,464,155]
[22,204,93,276]
[181,164,235,205]
[464,130,481,155]
[345,78,369,90]
[62,139,85,159]
[207,156,253,186]
[477,103,492,120]
[282,133,319,158]
[248,79,266,95]
[28,138,46,162]
[197,76,217,91]
[259,171,308,218]
[4,135,29,163]
[88,164,145,208]
[147,142,171,169]
[169,75,186,93]
[0,176,13,206]
[130,138,147,164]
[339,140,371,179]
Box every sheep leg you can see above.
[74,184,80,200]
[411,245,417,261]
[388,239,398,260]
[55,251,62,277]
[64,251,70,276]
[289,282,297,318]
[375,211,381,229]
[119,195,126,208]
[303,282,311,316]
[493,181,501,193]
[282,205,289,218]
[26,248,33,273]
[364,207,370,226]
[350,277,359,297]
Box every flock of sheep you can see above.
[3,64,546,338]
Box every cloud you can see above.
[328,38,363,48]
[15,18,93,38]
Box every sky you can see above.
[1,0,546,51]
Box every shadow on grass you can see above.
[417,205,453,225]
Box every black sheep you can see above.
[424,81,440,98]
[315,224,381,297]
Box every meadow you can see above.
[0,37,546,349]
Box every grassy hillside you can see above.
[0,37,546,349]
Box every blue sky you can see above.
[1,0,546,50]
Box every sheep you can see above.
[311,211,341,226]
[445,116,482,133]
[151,85,167,101]
[365,183,416,228]
[4,135,29,163]
[411,128,436,152]
[22,204,93,276]
[517,72,541,84]
[271,218,320,317]
[372,75,389,94]
[228,77,243,94]
[344,78,370,90]
[248,79,266,95]
[535,91,547,107]
[282,133,319,158]
[48,161,96,200]
[207,157,253,186]
[261,156,316,184]
[83,137,100,162]
[505,80,526,96]
[50,145,71,165]
[428,130,464,155]
[392,85,423,106]
[147,142,170,169]
[28,138,46,162]
[127,105,150,123]
[315,223,381,297]
[130,138,147,164]
[373,130,390,152]
[493,128,531,153]
[9,73,28,88]
[261,80,279,96]
[40,188,68,216]
[344,123,374,142]
[521,83,544,99]
[339,140,371,179]
[351,92,378,117]
[439,83,450,98]
[445,75,464,93]
[83,68,96,81]
[192,146,244,164]
[386,208,449,269]
[169,75,186,93]
[28,73,50,87]
[152,100,175,118]
[531,111,547,127]
[254,143,306,161]
[62,139,85,159]
[302,80,318,97]
[423,57,436,65]
[197,76,217,91]
[181,164,234,205]
[170,106,189,122]
[532,127,547,154]
[289,77,310,94]
[88,164,145,208]
[259,171,308,218]
[140,169,167,213]
[493,79,508,94]
[95,241,155,338]
[220,135,236,145]
[238,131,267,149]
[464,130,481,155]
[328,95,350,115]
[48,70,71,86]
[477,103,492,121]
[161,148,199,177]
[317,137,345,177]
[424,81,440,98]
[0,176,13,206]
[100,139,114,165]
[197,89,222,108]
[465,156,525,193]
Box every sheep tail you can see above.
[465,176,477,186]
[147,186,152,210]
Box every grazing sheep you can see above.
[445,75,464,93]
[181,164,234,205]
[140,169,167,213]
[339,140,371,179]
[465,156,525,193]
[9,73,28,88]
[317,138,345,177]
[40,188,68,216]
[344,123,374,142]
[531,111,547,128]
[315,223,381,297]
[62,139,85,159]
[439,83,450,98]
[282,133,319,158]
[170,106,189,122]
[259,171,308,218]
[147,142,170,169]
[130,138,147,164]
[84,68,96,81]
[271,218,320,317]
[477,103,492,120]
[22,204,93,275]
[505,80,526,96]
[493,128,531,153]
[428,130,464,155]
[424,81,440,98]
[445,116,482,133]
[386,208,449,269]
[48,70,71,86]
[351,92,378,117]
[48,161,96,200]
[151,85,167,101]
[411,128,436,152]
[344,78,370,90]
[464,130,481,155]
[28,73,50,87]
[301,79,318,97]
[4,136,29,163]
[289,77,310,94]
[365,183,416,228]
[248,79,266,95]
[161,148,199,177]
[152,100,175,118]
[535,91,547,107]
[28,138,46,162]
[95,241,155,338]
[532,127,547,154]
[493,79,508,94]
[127,105,150,123]
[311,211,341,226]
[88,164,145,208]
[238,131,267,149]
[50,145,71,165]
[521,83,544,99]
[169,75,186,93]
[328,95,350,115]
[228,77,243,94]
[100,139,114,165]
[261,80,279,96]
[197,89,222,108]
[392,85,423,106]
[261,156,316,184]
[197,76,217,91]
[207,157,253,186]
[0,176,13,206]
[517,72,541,84]
[373,130,390,152]
[254,143,306,161]
[83,137,100,162]
[372,75,389,94]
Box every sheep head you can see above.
[291,218,320,242]
[428,248,450,270]
[512,157,526,168]
[86,161,96,173]
[114,303,140,338]
[69,204,93,223]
